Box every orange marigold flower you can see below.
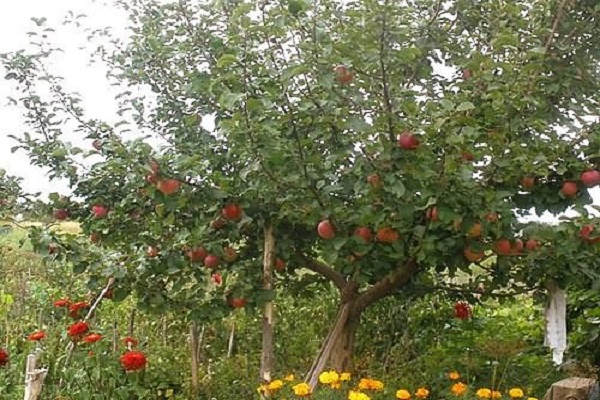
[492,391,502,399]
[53,298,70,308]
[451,382,468,396]
[448,371,461,380]
[28,330,45,341]
[0,348,8,367]
[416,387,430,398]
[120,350,147,371]
[477,388,492,398]
[397,389,412,399]
[358,378,384,391]
[67,321,90,338]
[83,333,103,343]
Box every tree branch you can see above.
[378,1,395,143]
[544,0,570,53]
[298,254,346,290]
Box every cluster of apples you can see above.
[317,220,400,245]
[144,161,181,196]
[522,168,600,198]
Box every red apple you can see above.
[425,207,439,222]
[560,181,578,198]
[581,170,600,188]
[467,222,482,238]
[462,68,472,80]
[222,203,243,221]
[157,179,180,195]
[275,258,286,272]
[212,273,222,285]
[53,208,69,220]
[186,246,208,262]
[229,297,247,308]
[464,246,484,262]
[461,152,475,162]
[398,131,420,150]
[92,204,108,219]
[494,239,511,255]
[367,174,382,188]
[521,176,535,190]
[146,174,158,185]
[92,139,102,150]
[317,220,336,240]
[147,246,158,258]
[222,247,238,263]
[354,226,373,243]
[204,254,220,269]
[334,65,353,85]
[511,239,524,255]
[580,224,594,238]
[376,227,399,244]
[525,239,539,251]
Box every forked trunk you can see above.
[329,315,359,372]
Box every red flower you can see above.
[212,273,222,285]
[28,331,45,341]
[53,298,70,308]
[68,321,90,338]
[68,301,89,318]
[120,350,147,371]
[454,301,472,320]
[123,336,138,348]
[0,348,8,367]
[83,333,103,344]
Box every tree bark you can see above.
[329,314,360,372]
[189,323,200,397]
[23,352,47,400]
[260,222,276,383]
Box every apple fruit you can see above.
[581,170,600,188]
[493,239,511,255]
[466,222,482,238]
[521,176,535,190]
[511,239,524,255]
[425,207,439,222]
[204,254,220,269]
[53,208,69,220]
[212,273,222,285]
[463,246,484,262]
[334,65,353,85]
[398,131,420,150]
[186,246,208,262]
[229,297,247,308]
[354,226,373,243]
[525,239,539,251]
[367,174,382,188]
[146,246,159,258]
[462,68,472,80]
[210,218,226,230]
[376,227,399,243]
[146,174,159,185]
[560,181,578,198]
[157,179,180,195]
[222,203,243,221]
[92,139,102,150]
[461,152,475,162]
[275,258,286,272]
[92,204,108,219]
[580,224,594,238]
[222,246,238,263]
[317,220,336,240]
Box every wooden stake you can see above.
[23,352,48,400]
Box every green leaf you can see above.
[456,102,475,112]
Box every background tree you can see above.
[3,0,600,387]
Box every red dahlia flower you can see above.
[68,301,89,318]
[454,301,472,320]
[53,298,70,308]
[28,330,45,341]
[68,321,90,338]
[83,333,103,343]
[120,350,147,371]
[0,348,8,367]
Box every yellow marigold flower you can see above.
[358,378,385,391]
[257,384,268,394]
[340,372,352,381]
[292,382,311,397]
[451,382,468,396]
[492,390,502,399]
[267,380,284,391]
[527,397,538,400]
[348,390,371,400]
[509,388,524,398]
[416,387,430,398]
[319,370,340,385]
[448,371,461,380]
[396,389,412,399]
[284,374,295,382]
[477,388,492,398]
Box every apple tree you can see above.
[3,0,600,386]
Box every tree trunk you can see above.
[189,323,200,396]
[329,315,359,372]
[260,222,276,383]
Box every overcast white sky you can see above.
[0,0,128,197]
